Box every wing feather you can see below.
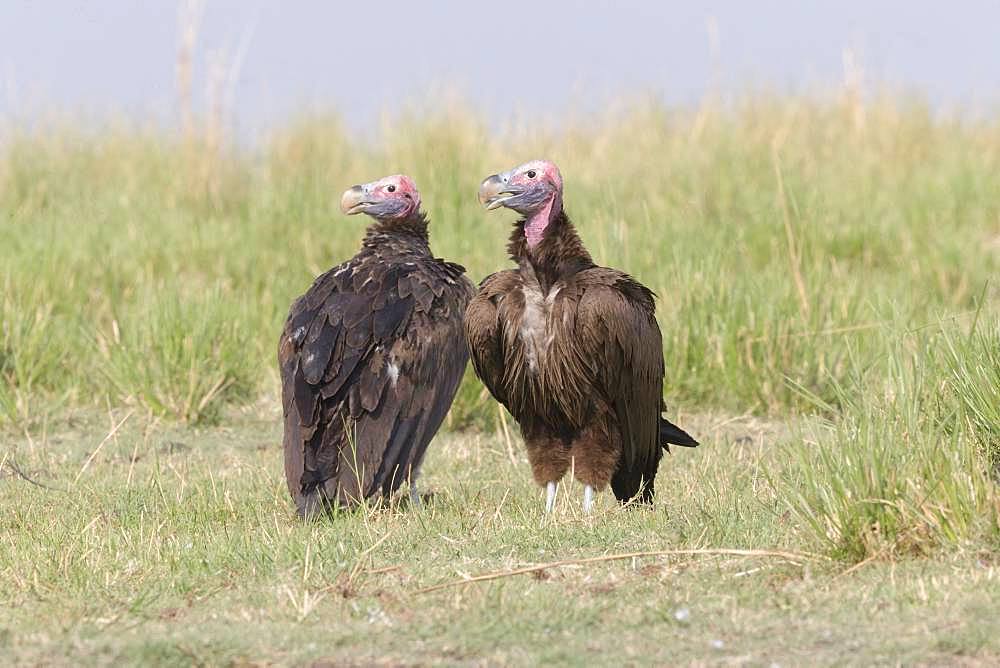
[281,252,472,513]
[370,312,470,496]
[464,271,519,410]
[575,275,663,474]
[302,319,338,384]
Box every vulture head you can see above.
[478,160,563,247]
[340,174,422,222]
[478,160,563,215]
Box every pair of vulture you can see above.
[279,161,697,517]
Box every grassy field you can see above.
[2,96,1000,664]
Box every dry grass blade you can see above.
[74,410,133,484]
[343,528,397,589]
[414,548,823,595]
[771,139,810,319]
[497,404,517,466]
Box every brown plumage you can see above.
[466,160,697,511]
[280,175,473,516]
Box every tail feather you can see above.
[659,417,699,449]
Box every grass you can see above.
[2,94,1000,664]
[96,289,256,424]
[783,325,1000,562]
[1,410,999,665]
[2,98,998,426]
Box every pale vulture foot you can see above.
[545,481,557,513]
[409,481,421,508]
[583,485,595,514]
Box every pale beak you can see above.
[340,185,373,215]
[478,173,520,210]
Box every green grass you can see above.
[2,98,998,425]
[783,324,1000,562]
[2,95,1000,663]
[1,410,998,665]
[96,289,256,424]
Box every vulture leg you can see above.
[583,485,595,514]
[408,480,421,508]
[297,492,324,520]
[545,481,557,513]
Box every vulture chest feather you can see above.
[501,281,589,428]
[518,284,559,372]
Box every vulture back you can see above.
[280,227,472,516]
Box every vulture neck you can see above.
[508,204,594,294]
[363,211,430,250]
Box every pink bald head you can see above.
[506,160,562,193]
[340,174,421,221]
[478,159,565,247]
[478,159,563,213]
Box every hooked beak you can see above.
[340,185,374,215]
[478,172,521,210]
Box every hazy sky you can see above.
[2,1,998,135]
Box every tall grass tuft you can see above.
[943,315,1000,476]
[0,279,72,425]
[782,322,1000,562]
[96,289,255,423]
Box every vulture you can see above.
[279,174,473,517]
[465,160,698,513]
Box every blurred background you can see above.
[2,1,998,138]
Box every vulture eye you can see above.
[387,184,396,193]
[526,170,537,179]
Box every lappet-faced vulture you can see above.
[279,174,473,517]
[465,160,698,513]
